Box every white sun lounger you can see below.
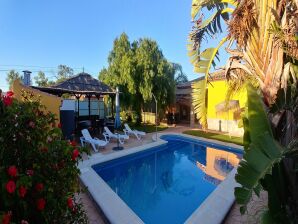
[103,126,129,144]
[123,123,146,140]
[80,129,108,152]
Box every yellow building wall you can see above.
[12,80,62,122]
[207,80,247,120]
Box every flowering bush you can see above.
[0,90,89,223]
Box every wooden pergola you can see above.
[32,72,116,119]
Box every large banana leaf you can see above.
[192,79,208,129]
[191,0,237,20]
[189,37,228,129]
[235,85,284,214]
[189,0,234,130]
[194,37,228,75]
[247,85,273,142]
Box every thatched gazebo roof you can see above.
[215,100,240,113]
[32,73,114,97]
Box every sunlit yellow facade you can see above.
[12,80,62,122]
[206,78,247,136]
[207,80,247,119]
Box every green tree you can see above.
[56,65,74,83]
[34,71,55,87]
[173,63,188,85]
[99,33,176,123]
[6,70,21,88]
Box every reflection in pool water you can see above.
[92,135,242,224]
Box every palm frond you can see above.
[225,71,258,103]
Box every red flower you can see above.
[6,180,16,194]
[19,186,27,198]
[72,149,80,161]
[58,123,62,128]
[36,198,46,211]
[7,166,18,177]
[3,96,13,106]
[6,91,14,97]
[69,140,77,147]
[35,183,44,192]
[67,197,74,209]
[2,211,12,224]
[26,169,34,176]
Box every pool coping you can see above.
[79,133,243,224]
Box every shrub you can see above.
[0,90,89,223]
[131,111,141,125]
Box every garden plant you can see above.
[0,90,88,223]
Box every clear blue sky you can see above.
[0,0,226,91]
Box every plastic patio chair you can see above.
[103,126,129,144]
[123,123,146,140]
[80,129,108,152]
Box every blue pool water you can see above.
[92,135,242,224]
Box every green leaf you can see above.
[243,142,271,172]
[242,116,251,151]
[196,60,210,67]
[261,209,275,224]
[235,87,287,215]
[192,79,208,129]
[235,134,283,214]
[191,0,202,20]
[247,84,273,141]
[194,66,207,73]
[253,183,262,197]
[190,38,228,130]
[200,48,216,59]
[235,187,252,206]
[198,11,218,30]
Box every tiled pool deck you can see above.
[78,125,267,224]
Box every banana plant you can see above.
[189,0,298,221]
[225,0,298,105]
[235,85,298,223]
[188,0,238,129]
[189,0,298,129]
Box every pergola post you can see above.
[87,94,91,118]
[75,94,81,131]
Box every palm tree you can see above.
[189,0,297,129]
[189,0,298,221]
[188,0,238,129]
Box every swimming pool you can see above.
[90,134,242,224]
